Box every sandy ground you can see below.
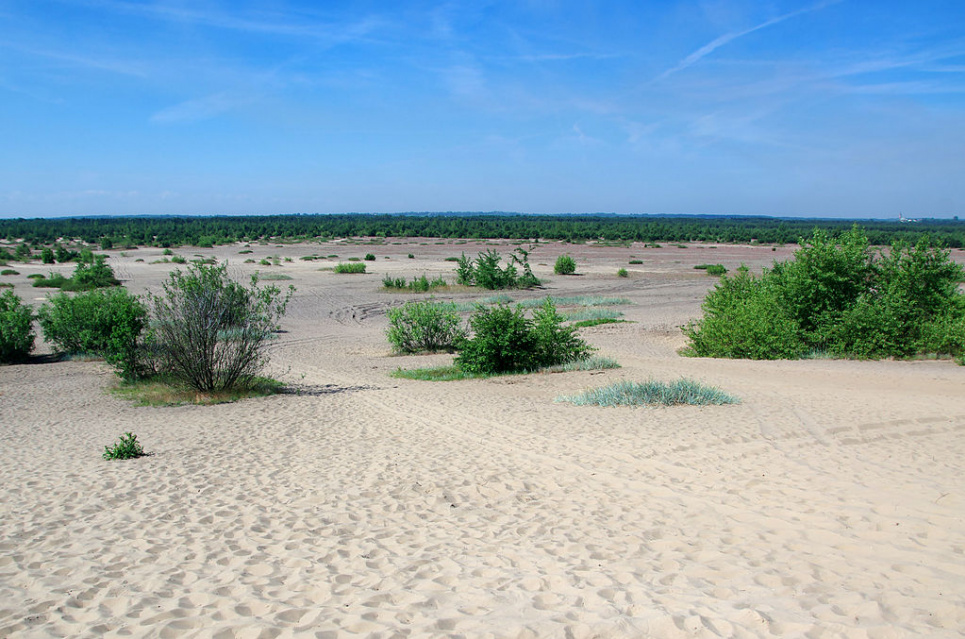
[1,238,964,638]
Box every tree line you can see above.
[1,214,963,248]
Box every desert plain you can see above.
[1,237,964,638]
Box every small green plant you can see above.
[560,379,739,407]
[554,254,577,275]
[333,262,367,274]
[103,432,147,460]
[163,248,174,256]
[0,290,35,363]
[364,253,376,261]
[170,255,187,264]
[694,264,727,275]
[408,253,415,259]
[1,269,19,276]
[628,260,643,265]
[617,268,629,278]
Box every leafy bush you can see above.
[560,379,739,407]
[334,262,366,273]
[695,264,727,275]
[456,300,590,374]
[628,259,643,265]
[684,227,965,361]
[455,249,541,289]
[554,254,577,275]
[617,268,628,278]
[364,253,376,261]
[386,300,465,353]
[38,288,148,379]
[41,247,55,264]
[32,249,119,291]
[0,290,35,363]
[382,274,448,292]
[147,263,293,392]
[683,267,804,360]
[103,432,146,460]
[1,269,19,276]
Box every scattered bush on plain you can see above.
[386,300,465,353]
[455,248,541,290]
[333,262,367,274]
[560,378,739,407]
[554,254,577,275]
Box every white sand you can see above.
[1,239,964,638]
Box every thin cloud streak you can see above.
[656,0,843,81]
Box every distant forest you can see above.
[1,214,963,248]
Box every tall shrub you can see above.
[38,288,147,379]
[148,263,293,392]
[554,254,576,275]
[0,290,35,363]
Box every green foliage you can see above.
[456,301,590,374]
[0,290,35,363]
[15,243,31,261]
[617,268,629,278]
[628,259,643,265]
[386,300,465,353]
[38,288,148,379]
[41,247,55,264]
[683,267,805,360]
[1,269,19,276]
[560,379,739,407]
[554,254,577,275]
[147,263,294,392]
[407,253,415,259]
[454,248,541,290]
[572,318,626,328]
[684,227,965,361]
[103,432,146,460]
[55,245,78,263]
[695,264,727,275]
[333,262,367,273]
[33,249,120,291]
[382,274,448,292]
[364,253,376,261]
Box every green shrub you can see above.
[41,247,55,264]
[617,268,628,278]
[455,249,541,290]
[683,227,965,361]
[695,264,727,275]
[628,259,643,265]
[386,300,465,353]
[55,245,78,263]
[364,253,376,261]
[683,267,804,359]
[38,288,148,379]
[147,263,293,392]
[334,262,366,274]
[408,253,415,259]
[33,249,120,291]
[0,290,35,363]
[170,255,187,264]
[560,379,739,407]
[554,254,577,275]
[456,301,590,374]
[1,269,19,276]
[103,432,146,460]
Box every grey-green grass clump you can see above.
[560,378,739,407]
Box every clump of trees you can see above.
[683,226,965,363]
[456,248,540,289]
[32,248,119,291]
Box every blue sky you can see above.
[1,0,964,219]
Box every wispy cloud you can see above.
[150,92,251,124]
[0,39,147,77]
[656,0,842,81]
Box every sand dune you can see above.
[2,239,964,638]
